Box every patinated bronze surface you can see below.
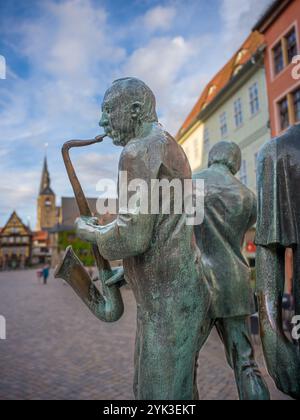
[256,124,300,400]
[55,137,124,323]
[194,141,270,400]
[64,78,211,400]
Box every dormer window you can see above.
[208,85,216,96]
[235,49,247,64]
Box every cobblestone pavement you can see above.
[0,270,291,400]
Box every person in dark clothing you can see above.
[42,265,50,285]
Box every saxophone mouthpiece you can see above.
[95,134,107,142]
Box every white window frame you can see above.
[249,82,260,116]
[234,98,243,128]
[220,112,228,138]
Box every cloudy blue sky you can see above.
[0,0,272,227]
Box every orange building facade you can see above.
[254,0,300,136]
[254,0,300,292]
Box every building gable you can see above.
[1,212,30,237]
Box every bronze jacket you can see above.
[194,165,256,318]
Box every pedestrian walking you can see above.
[42,265,50,285]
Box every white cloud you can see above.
[0,170,39,226]
[73,152,120,189]
[0,0,276,227]
[124,36,193,94]
[0,0,127,152]
[21,0,125,78]
[0,0,126,226]
[220,0,273,54]
[142,6,176,32]
[122,34,211,133]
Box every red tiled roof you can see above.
[33,231,49,241]
[176,31,265,139]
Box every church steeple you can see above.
[39,156,54,196]
[37,154,56,231]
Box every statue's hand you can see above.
[105,267,126,288]
[75,216,97,243]
[265,333,300,399]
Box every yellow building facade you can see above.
[177,32,271,193]
[0,212,32,269]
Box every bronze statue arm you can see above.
[96,213,155,260]
[75,216,98,244]
[76,213,155,261]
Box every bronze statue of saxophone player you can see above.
[57,77,211,400]
[55,135,125,323]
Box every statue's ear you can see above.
[130,102,142,120]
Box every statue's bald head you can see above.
[208,141,241,175]
[106,77,158,123]
[100,77,158,146]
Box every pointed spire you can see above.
[39,153,54,196]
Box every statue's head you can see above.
[208,141,241,175]
[99,77,158,146]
